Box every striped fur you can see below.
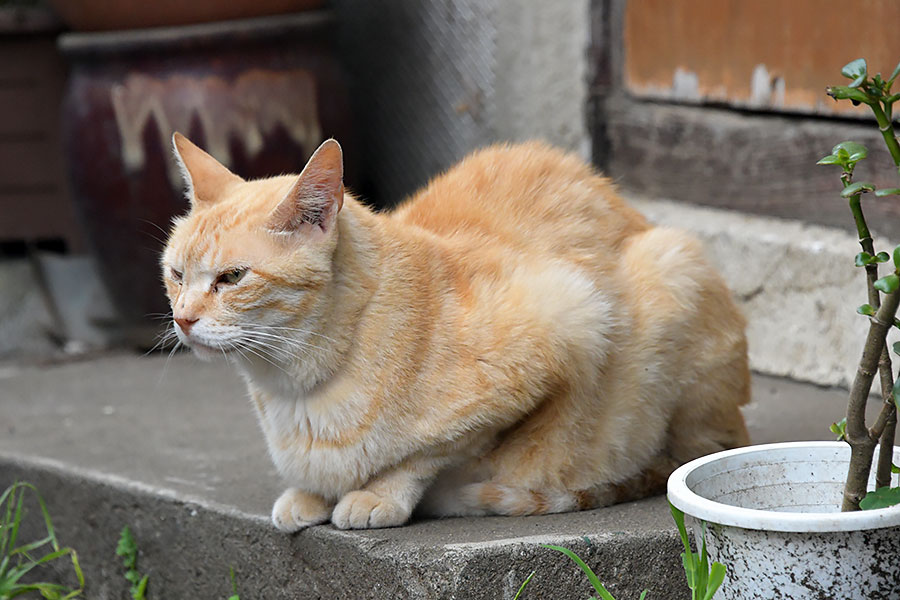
[162,134,750,530]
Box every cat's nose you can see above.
[174,317,198,334]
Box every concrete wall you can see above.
[334,0,591,204]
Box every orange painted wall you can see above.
[624,0,900,115]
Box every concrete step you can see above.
[0,353,860,599]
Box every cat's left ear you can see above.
[172,132,243,208]
[268,139,344,237]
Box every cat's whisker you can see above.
[243,332,321,354]
[158,339,183,384]
[241,333,312,363]
[234,340,293,376]
[241,323,338,344]
[143,326,179,357]
[240,328,328,353]
[238,328,326,349]
[138,218,172,248]
[145,312,175,321]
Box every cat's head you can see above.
[161,133,344,360]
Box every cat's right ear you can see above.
[171,132,242,208]
[267,139,344,239]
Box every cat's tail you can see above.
[460,462,675,516]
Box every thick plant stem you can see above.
[870,103,900,167]
[843,289,900,511]
[843,176,899,500]
[876,408,897,489]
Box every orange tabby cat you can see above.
[162,133,750,531]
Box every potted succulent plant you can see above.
[668,58,900,600]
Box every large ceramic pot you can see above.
[667,441,900,600]
[59,12,355,346]
[50,0,325,31]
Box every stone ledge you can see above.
[0,349,860,598]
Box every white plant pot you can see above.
[667,441,900,600]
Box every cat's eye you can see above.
[170,268,183,283]
[217,268,247,286]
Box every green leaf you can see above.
[638,591,648,600]
[886,93,900,104]
[874,273,900,293]
[859,486,900,510]
[827,85,870,104]
[830,418,848,441]
[855,252,873,266]
[892,342,900,356]
[833,141,869,162]
[875,252,891,263]
[841,181,876,197]
[816,154,843,166]
[875,187,900,197]
[894,245,900,268]
[889,61,900,84]
[841,58,867,86]
[681,552,696,588]
[117,527,136,559]
[893,378,900,411]
[134,574,149,600]
[857,303,875,316]
[669,502,693,560]
[703,562,727,600]
[892,463,900,474]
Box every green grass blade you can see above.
[542,545,616,600]
[4,581,71,598]
[668,502,693,558]
[68,549,85,591]
[512,570,535,600]
[10,534,55,557]
[696,522,710,599]
[0,482,20,558]
[7,485,26,558]
[702,563,726,600]
[16,482,61,553]
[638,590,648,600]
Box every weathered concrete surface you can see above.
[628,195,899,390]
[0,353,865,598]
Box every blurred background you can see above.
[2,0,900,388]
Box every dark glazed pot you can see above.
[49,0,325,31]
[58,12,355,346]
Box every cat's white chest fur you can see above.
[239,362,395,501]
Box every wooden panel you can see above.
[0,87,56,136]
[624,0,900,115]
[0,35,82,251]
[0,192,79,244]
[0,139,62,187]
[604,97,900,233]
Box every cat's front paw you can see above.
[332,490,410,529]
[271,488,332,533]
